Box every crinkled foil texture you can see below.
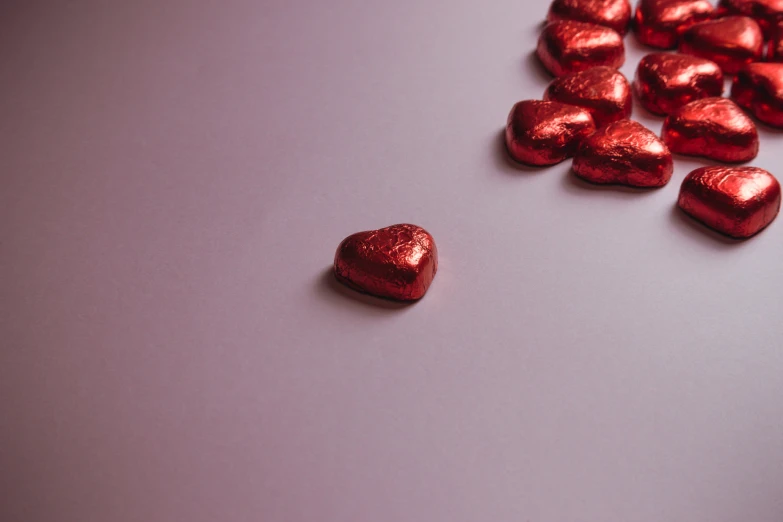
[633,53,723,115]
[662,97,759,162]
[718,0,783,37]
[334,224,438,301]
[544,66,633,127]
[634,0,714,49]
[679,166,782,237]
[573,120,674,187]
[506,100,597,166]
[537,20,625,77]
[731,63,783,128]
[547,0,632,34]
[679,16,764,74]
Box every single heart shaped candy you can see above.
[505,100,596,166]
[543,66,632,127]
[661,97,759,163]
[731,63,783,128]
[633,0,714,49]
[633,53,723,116]
[537,20,625,77]
[718,0,783,37]
[678,166,781,238]
[547,0,632,34]
[334,224,438,301]
[679,16,764,74]
[573,120,674,187]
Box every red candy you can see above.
[543,66,632,127]
[505,100,597,166]
[731,63,783,128]
[633,53,723,115]
[678,166,781,238]
[768,21,783,61]
[633,0,714,49]
[718,0,783,37]
[537,20,625,77]
[662,97,759,163]
[547,0,632,34]
[679,16,764,74]
[573,120,674,187]
[334,224,438,301]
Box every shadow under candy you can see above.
[562,167,665,197]
[492,128,551,175]
[524,50,553,86]
[314,267,414,311]
[667,203,747,247]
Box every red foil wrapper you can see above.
[543,66,632,127]
[537,20,625,77]
[573,120,674,187]
[334,224,438,301]
[633,53,723,115]
[678,166,782,238]
[505,100,597,166]
[662,97,759,162]
[717,0,783,37]
[767,21,783,60]
[547,0,632,34]
[633,0,714,49]
[679,16,764,74]
[732,63,783,127]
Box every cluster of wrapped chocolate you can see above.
[506,0,783,239]
[330,0,783,303]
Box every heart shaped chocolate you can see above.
[661,97,759,163]
[678,166,782,237]
[505,100,596,166]
[333,224,438,301]
[573,119,674,187]
[633,0,715,49]
[543,66,632,127]
[731,63,783,128]
[633,53,723,116]
[537,20,625,77]
[679,16,764,74]
[547,0,632,34]
[718,0,783,37]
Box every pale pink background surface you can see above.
[2,1,783,521]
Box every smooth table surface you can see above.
[2,1,783,521]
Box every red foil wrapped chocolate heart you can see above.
[731,63,783,128]
[633,0,714,49]
[633,53,723,115]
[661,97,759,162]
[678,166,781,238]
[505,100,597,166]
[547,0,632,34]
[573,120,674,187]
[543,66,632,127]
[717,0,783,37]
[537,20,625,77]
[679,17,764,74]
[334,224,438,301]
